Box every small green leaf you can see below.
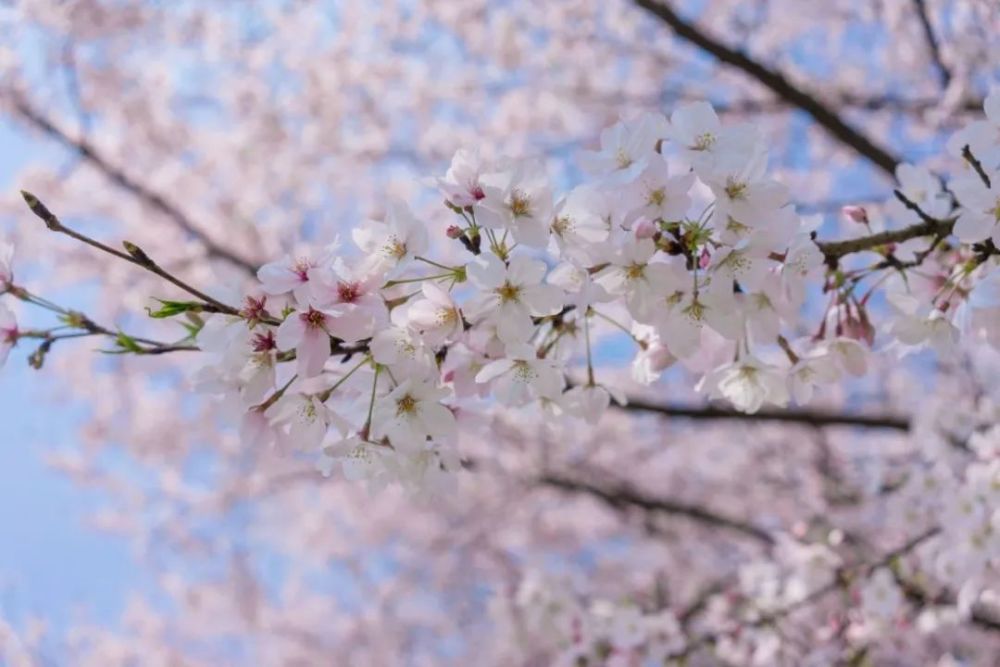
[115,331,143,353]
[145,299,204,319]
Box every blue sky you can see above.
[0,119,136,631]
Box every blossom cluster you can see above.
[4,94,1000,494]
[491,571,685,665]
[185,101,843,489]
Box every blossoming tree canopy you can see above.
[2,0,1000,663]
[5,90,1000,660]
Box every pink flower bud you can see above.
[446,225,464,239]
[841,205,869,225]
[633,218,657,239]
[699,247,711,270]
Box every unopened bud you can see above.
[21,191,61,230]
[699,247,711,269]
[841,205,869,225]
[446,225,464,239]
[123,241,153,266]
[633,218,657,240]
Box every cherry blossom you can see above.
[404,282,464,346]
[465,254,563,345]
[437,148,488,208]
[475,343,563,405]
[698,355,790,414]
[669,101,760,176]
[371,377,456,452]
[621,155,695,225]
[257,243,339,304]
[275,307,341,377]
[477,158,554,247]
[353,201,428,277]
[579,111,668,183]
[952,171,1000,245]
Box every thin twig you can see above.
[11,97,258,273]
[21,191,241,316]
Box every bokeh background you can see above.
[0,1,998,664]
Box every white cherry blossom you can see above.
[477,158,554,247]
[371,377,456,452]
[353,201,428,277]
[465,254,563,345]
[475,343,563,405]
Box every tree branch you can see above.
[894,569,1000,632]
[633,0,902,175]
[539,472,776,545]
[911,0,952,89]
[10,97,259,273]
[668,528,941,659]
[619,396,910,431]
[815,189,956,263]
[21,191,243,317]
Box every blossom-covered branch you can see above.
[632,0,903,175]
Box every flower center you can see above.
[647,188,666,207]
[693,132,716,151]
[496,281,522,303]
[436,307,459,327]
[383,235,407,259]
[396,394,417,416]
[624,263,646,281]
[725,216,749,235]
[293,258,311,281]
[298,400,318,422]
[302,308,326,329]
[724,178,748,201]
[615,148,633,169]
[251,330,276,352]
[552,215,573,236]
[240,295,268,323]
[337,281,362,304]
[509,190,532,218]
[682,299,705,323]
[512,360,537,382]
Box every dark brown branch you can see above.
[815,190,955,263]
[11,97,259,273]
[911,0,952,89]
[711,92,983,117]
[633,0,902,175]
[620,396,910,431]
[540,472,776,545]
[962,145,993,189]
